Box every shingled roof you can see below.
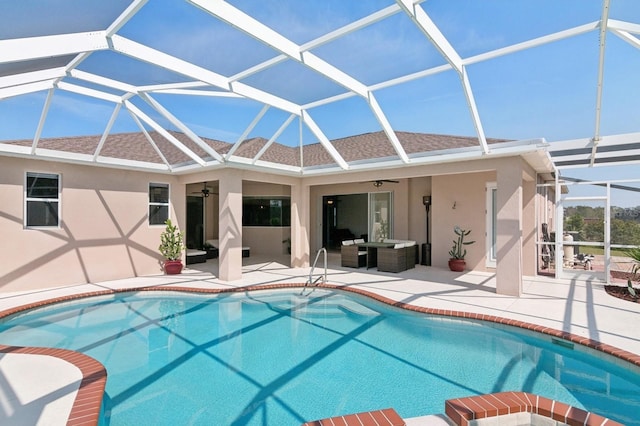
[2,130,510,169]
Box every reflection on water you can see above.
[0,289,638,425]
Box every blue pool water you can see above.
[0,288,639,425]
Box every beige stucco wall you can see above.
[0,152,550,293]
[431,171,495,270]
[0,157,183,292]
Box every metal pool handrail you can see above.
[302,248,327,294]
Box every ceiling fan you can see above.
[370,179,399,187]
[190,182,216,197]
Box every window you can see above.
[149,183,169,225]
[243,197,290,226]
[25,172,60,227]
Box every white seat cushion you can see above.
[187,249,207,256]
[342,240,355,246]
[354,238,365,244]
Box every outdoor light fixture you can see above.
[422,196,432,266]
[373,180,383,187]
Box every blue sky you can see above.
[1,0,639,187]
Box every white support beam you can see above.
[226,105,270,159]
[228,1,419,83]
[127,109,173,170]
[0,32,108,64]
[302,111,349,170]
[300,52,368,97]
[460,66,489,154]
[0,79,56,100]
[65,52,93,72]
[57,82,123,104]
[189,0,369,97]
[68,69,136,93]
[397,0,462,72]
[106,0,149,36]
[0,67,66,90]
[110,35,229,88]
[124,100,206,166]
[396,0,488,153]
[147,88,242,98]
[591,0,611,166]
[302,91,357,110]
[229,81,301,115]
[253,114,296,164]
[139,93,224,162]
[94,104,122,161]
[111,35,301,115]
[464,22,599,66]
[367,93,409,163]
[229,55,288,83]
[32,88,55,154]
[301,4,404,51]
[369,63,453,92]
[608,19,640,35]
[611,29,640,49]
[138,81,209,92]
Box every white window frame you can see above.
[149,182,170,226]
[486,182,497,268]
[24,172,60,228]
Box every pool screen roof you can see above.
[1,0,640,174]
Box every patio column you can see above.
[290,182,310,268]
[218,170,243,281]
[496,160,523,296]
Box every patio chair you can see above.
[341,240,367,268]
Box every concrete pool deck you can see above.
[0,253,638,425]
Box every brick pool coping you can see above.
[0,345,106,426]
[0,282,637,425]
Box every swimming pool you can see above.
[0,288,638,425]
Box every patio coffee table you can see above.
[356,242,395,269]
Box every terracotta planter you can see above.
[448,259,465,272]
[164,260,183,275]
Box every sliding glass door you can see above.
[369,192,393,242]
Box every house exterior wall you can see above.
[0,153,549,295]
[431,171,495,270]
[0,157,183,293]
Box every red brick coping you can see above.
[0,345,106,426]
[0,282,638,425]
[445,391,624,426]
[302,407,405,426]
[300,392,623,426]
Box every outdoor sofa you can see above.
[376,239,417,273]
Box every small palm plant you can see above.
[449,226,475,260]
[626,247,640,301]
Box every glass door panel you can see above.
[369,192,392,242]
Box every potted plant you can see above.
[448,226,475,272]
[159,219,185,275]
[626,247,640,300]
